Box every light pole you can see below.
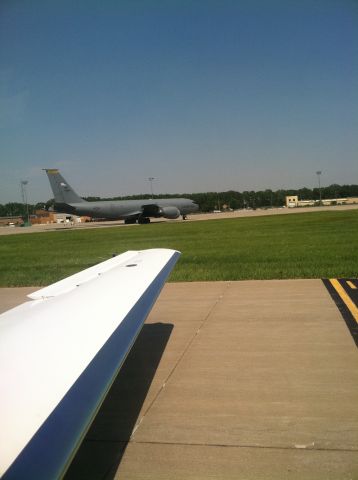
[148,177,155,199]
[20,180,30,225]
[316,171,322,205]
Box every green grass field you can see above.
[0,210,357,286]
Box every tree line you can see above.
[185,184,358,212]
[1,184,358,217]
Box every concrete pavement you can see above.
[1,281,357,479]
[0,287,37,313]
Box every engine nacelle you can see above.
[159,206,180,219]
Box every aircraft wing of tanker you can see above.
[44,169,198,223]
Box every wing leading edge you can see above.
[0,249,180,479]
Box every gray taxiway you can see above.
[1,280,357,479]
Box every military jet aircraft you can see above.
[44,169,198,223]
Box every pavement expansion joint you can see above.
[129,439,358,453]
[130,282,232,440]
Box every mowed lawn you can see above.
[0,210,357,286]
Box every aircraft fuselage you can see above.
[55,197,198,220]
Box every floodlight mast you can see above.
[148,177,155,199]
[20,180,30,224]
[316,171,322,205]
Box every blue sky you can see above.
[0,0,357,203]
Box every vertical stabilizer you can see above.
[44,169,86,204]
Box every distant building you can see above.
[30,210,56,225]
[286,196,358,208]
[286,196,299,207]
[0,216,24,227]
[1,210,94,227]
[54,213,91,224]
[30,209,91,225]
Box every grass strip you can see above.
[0,210,357,286]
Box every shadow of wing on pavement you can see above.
[65,322,173,480]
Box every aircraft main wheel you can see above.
[138,217,150,224]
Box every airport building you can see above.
[30,210,90,224]
[0,216,24,227]
[286,195,358,208]
[29,209,56,225]
[0,210,91,227]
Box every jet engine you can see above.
[159,206,180,219]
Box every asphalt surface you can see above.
[1,280,357,479]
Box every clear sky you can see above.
[0,0,357,203]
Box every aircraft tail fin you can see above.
[44,169,87,204]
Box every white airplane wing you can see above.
[0,248,180,479]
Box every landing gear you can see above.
[137,217,150,224]
[182,214,187,220]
